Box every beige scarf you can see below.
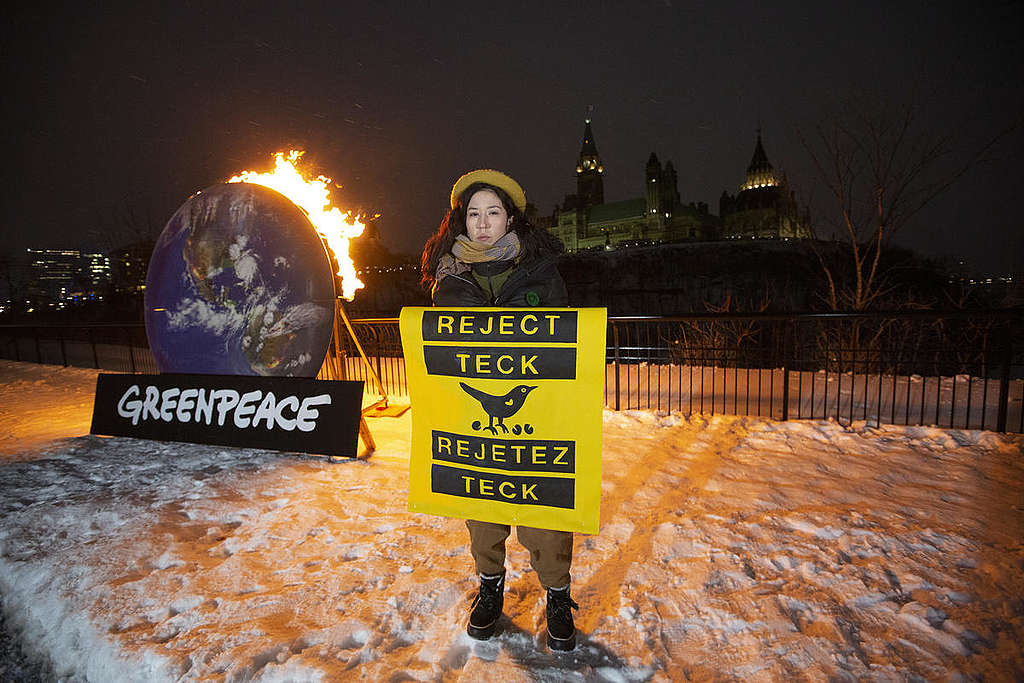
[436,232,521,280]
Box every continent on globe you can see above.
[145,183,337,377]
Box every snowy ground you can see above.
[0,359,1022,681]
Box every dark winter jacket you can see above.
[432,255,568,307]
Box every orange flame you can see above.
[228,150,365,300]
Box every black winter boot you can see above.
[467,571,505,640]
[545,586,579,651]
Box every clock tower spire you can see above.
[575,117,605,207]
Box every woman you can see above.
[420,169,579,651]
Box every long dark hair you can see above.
[420,181,564,289]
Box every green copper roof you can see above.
[588,197,646,223]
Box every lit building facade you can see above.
[26,248,111,304]
[719,132,812,240]
[109,241,153,297]
[547,120,719,252]
[546,121,811,252]
[82,252,113,292]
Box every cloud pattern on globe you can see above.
[145,183,336,377]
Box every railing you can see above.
[605,311,1023,433]
[0,323,159,374]
[2,311,1022,432]
[327,317,408,399]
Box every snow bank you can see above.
[1,360,1022,680]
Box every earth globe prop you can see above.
[145,182,337,377]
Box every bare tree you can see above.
[671,291,772,369]
[800,96,1018,374]
[88,200,159,256]
[0,256,31,318]
[802,96,1012,312]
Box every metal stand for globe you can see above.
[319,299,408,459]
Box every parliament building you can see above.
[544,120,811,252]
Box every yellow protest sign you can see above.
[400,308,606,534]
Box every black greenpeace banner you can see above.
[90,373,364,457]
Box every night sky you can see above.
[3,1,1021,275]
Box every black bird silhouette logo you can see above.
[459,382,537,435]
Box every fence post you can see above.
[59,327,68,367]
[781,320,791,421]
[996,323,1012,433]
[374,330,384,391]
[612,321,621,412]
[127,326,137,373]
[90,327,99,369]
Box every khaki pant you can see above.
[466,520,573,589]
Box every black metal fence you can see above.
[605,311,1023,433]
[330,317,407,399]
[0,323,159,374]
[3,311,1022,432]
